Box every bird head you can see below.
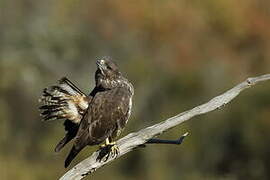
[95,57,123,89]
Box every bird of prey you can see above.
[39,58,134,167]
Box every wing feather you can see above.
[74,87,132,148]
[39,77,90,123]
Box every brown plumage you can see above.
[39,77,91,152]
[39,57,134,168]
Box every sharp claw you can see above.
[110,145,119,158]
[97,138,120,162]
[106,141,119,156]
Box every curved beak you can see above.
[96,59,106,74]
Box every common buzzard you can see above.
[39,58,134,167]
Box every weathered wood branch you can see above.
[145,132,189,145]
[60,74,270,180]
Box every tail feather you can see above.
[39,77,89,123]
[65,146,83,168]
[55,135,72,153]
[55,120,79,152]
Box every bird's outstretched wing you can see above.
[39,77,90,124]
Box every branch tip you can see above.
[182,132,189,137]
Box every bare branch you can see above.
[145,132,189,145]
[60,74,270,180]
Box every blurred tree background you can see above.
[1,0,270,179]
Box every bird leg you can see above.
[106,138,120,157]
[97,138,120,162]
[100,138,110,148]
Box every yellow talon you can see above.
[110,144,120,156]
[98,138,120,161]
[100,138,116,148]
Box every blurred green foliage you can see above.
[1,0,270,179]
